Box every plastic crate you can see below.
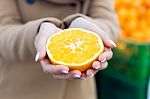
[111,41,150,85]
[96,41,150,99]
[96,73,147,99]
[148,77,150,99]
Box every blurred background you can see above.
[95,0,150,99]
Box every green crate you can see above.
[96,41,150,99]
[148,77,150,99]
[111,42,150,85]
[96,72,147,99]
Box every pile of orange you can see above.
[46,28,104,72]
[115,0,150,42]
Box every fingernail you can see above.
[109,40,116,47]
[80,77,86,80]
[101,58,107,63]
[35,52,40,62]
[61,70,69,74]
[94,65,100,69]
[93,61,100,69]
[73,74,81,78]
[89,73,94,78]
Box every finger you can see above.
[84,24,116,48]
[67,70,81,79]
[92,61,101,70]
[90,27,117,48]
[40,59,69,74]
[94,27,116,48]
[80,73,87,80]
[52,70,81,80]
[86,69,96,78]
[98,47,113,62]
[92,61,108,72]
[99,61,108,70]
[105,39,116,48]
[52,74,68,80]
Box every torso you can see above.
[17,0,80,22]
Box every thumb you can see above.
[35,28,62,62]
[100,33,116,48]
[35,23,59,62]
[35,32,49,61]
[95,27,116,48]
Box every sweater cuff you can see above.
[62,13,93,28]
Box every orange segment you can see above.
[46,28,104,72]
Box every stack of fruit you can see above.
[96,1,150,99]
[115,0,150,43]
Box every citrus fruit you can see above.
[115,0,150,42]
[46,28,104,72]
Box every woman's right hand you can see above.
[34,22,82,80]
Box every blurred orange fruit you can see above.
[115,0,150,42]
[46,28,104,72]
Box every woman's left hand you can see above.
[68,17,116,79]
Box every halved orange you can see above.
[46,28,104,72]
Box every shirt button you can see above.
[69,3,76,7]
[26,0,36,5]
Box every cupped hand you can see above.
[69,17,116,48]
[69,17,116,79]
[35,22,82,80]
